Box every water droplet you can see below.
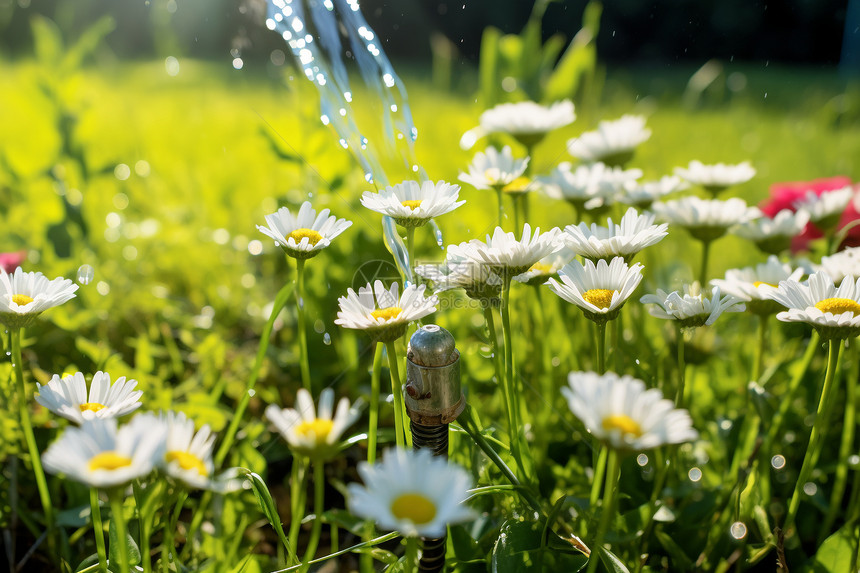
[248,389,256,397]
[803,482,817,496]
[636,454,649,467]
[428,219,444,248]
[849,455,860,468]
[323,333,331,345]
[5,351,10,357]
[730,522,747,540]
[771,454,786,470]
[232,57,244,70]
[77,264,94,285]
[298,297,305,309]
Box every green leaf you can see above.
[62,16,115,72]
[30,15,63,66]
[241,469,293,556]
[108,516,141,566]
[479,26,502,107]
[320,508,366,536]
[808,524,853,572]
[352,546,398,564]
[491,520,587,573]
[655,529,694,570]
[74,553,100,573]
[597,545,631,573]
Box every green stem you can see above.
[784,338,842,535]
[11,329,55,551]
[586,449,620,573]
[406,226,416,275]
[385,341,407,449]
[699,239,711,287]
[368,343,384,464]
[287,458,307,567]
[636,449,670,573]
[215,281,295,466]
[270,532,400,573]
[300,463,325,572]
[296,257,312,392]
[753,314,768,383]
[495,187,504,229]
[109,490,130,573]
[513,194,522,231]
[484,306,513,448]
[821,341,858,541]
[589,448,608,508]
[676,326,686,408]
[90,489,108,573]
[133,482,151,573]
[763,333,819,453]
[404,536,419,573]
[501,276,528,479]
[595,321,606,375]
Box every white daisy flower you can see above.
[447,224,563,278]
[652,196,757,242]
[159,411,218,489]
[674,160,756,194]
[460,100,575,150]
[710,256,805,316]
[0,267,78,329]
[347,448,474,538]
[733,208,811,255]
[334,280,438,342]
[266,388,362,460]
[792,187,854,229]
[567,114,651,166]
[35,372,143,425]
[767,271,860,340]
[458,146,529,191]
[819,247,860,284]
[546,257,644,322]
[563,371,698,451]
[513,249,574,286]
[257,201,352,260]
[361,180,465,228]
[42,415,167,488]
[540,162,642,211]
[415,258,503,303]
[640,283,745,328]
[562,207,668,262]
[617,175,689,208]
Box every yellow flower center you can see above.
[79,402,106,413]
[288,228,323,246]
[371,307,403,320]
[583,289,616,310]
[88,451,133,472]
[529,263,553,274]
[814,297,860,316]
[503,176,530,193]
[12,294,33,305]
[295,418,334,444]
[165,450,209,476]
[602,414,643,438]
[753,281,777,288]
[390,492,437,525]
[401,200,423,210]
[483,167,501,182]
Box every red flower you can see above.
[0,251,26,273]
[759,176,858,252]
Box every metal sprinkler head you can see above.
[405,324,465,572]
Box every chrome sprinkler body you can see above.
[405,324,465,573]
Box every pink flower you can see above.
[759,176,858,252]
[0,251,26,273]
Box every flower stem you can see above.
[589,447,607,508]
[698,239,711,286]
[404,536,419,573]
[484,306,513,446]
[763,333,819,453]
[501,276,528,479]
[287,457,307,567]
[821,340,858,541]
[300,463,325,572]
[753,314,768,382]
[595,321,606,375]
[635,449,669,573]
[295,257,312,392]
[586,448,620,573]
[784,337,842,535]
[513,195,522,231]
[109,490,130,573]
[406,226,416,276]
[495,187,504,229]
[385,341,406,448]
[368,343,384,464]
[133,482,152,573]
[11,329,55,553]
[90,489,108,573]
[675,326,686,408]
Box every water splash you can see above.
[265,0,419,186]
[382,215,412,284]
